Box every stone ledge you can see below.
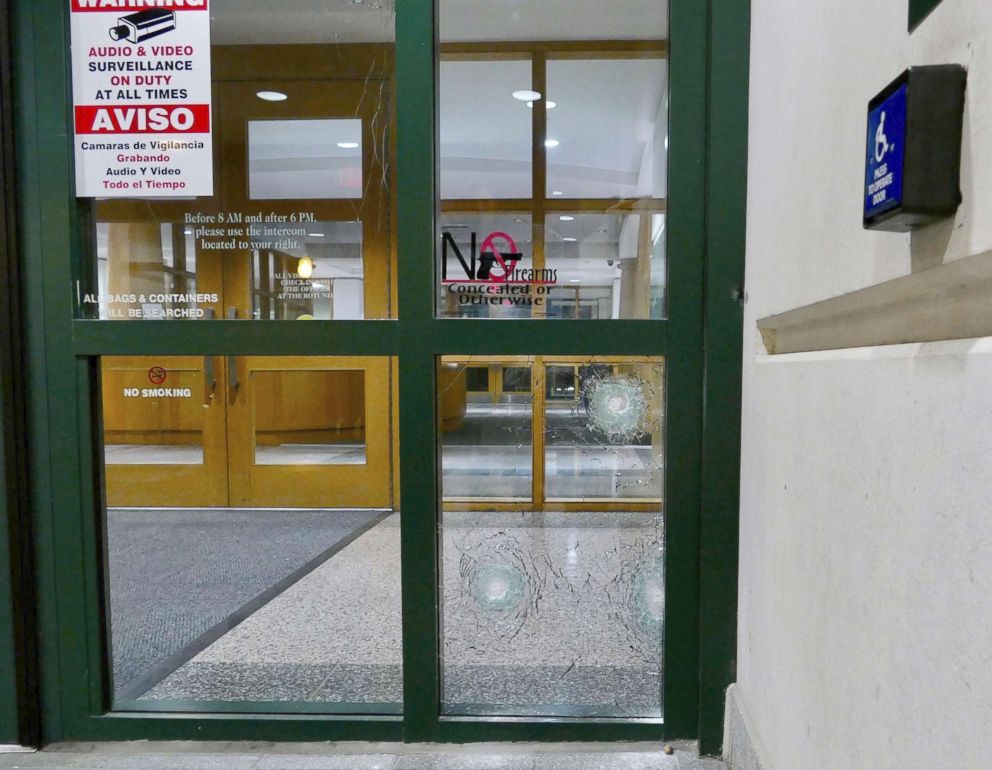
[757,250,992,354]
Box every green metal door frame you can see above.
[0,451,18,749]
[0,407,17,748]
[0,0,35,746]
[11,0,748,754]
[699,0,749,754]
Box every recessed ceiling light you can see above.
[527,100,557,109]
[569,279,581,283]
[256,90,288,102]
[514,217,525,223]
[183,229,193,235]
[297,256,314,279]
[513,89,542,102]
[337,142,359,149]
[544,138,559,148]
[563,237,577,242]
[308,232,325,238]
[552,190,563,197]
[559,215,575,221]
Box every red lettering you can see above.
[72,0,208,12]
[74,104,210,134]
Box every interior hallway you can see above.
[107,509,665,719]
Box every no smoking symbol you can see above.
[148,367,167,385]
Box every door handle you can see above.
[202,308,219,402]
[228,355,240,393]
[204,355,218,394]
[224,309,240,393]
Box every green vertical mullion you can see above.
[661,0,709,741]
[14,0,69,743]
[396,0,440,742]
[0,0,24,743]
[0,382,17,745]
[17,0,110,741]
[77,358,110,717]
[697,0,748,756]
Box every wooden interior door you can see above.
[100,59,395,511]
[102,355,229,508]
[226,356,393,509]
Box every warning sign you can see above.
[69,0,213,197]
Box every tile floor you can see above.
[126,512,666,719]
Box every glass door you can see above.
[428,0,689,724]
[15,0,725,745]
[84,2,405,714]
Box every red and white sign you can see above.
[70,0,213,197]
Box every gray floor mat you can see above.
[106,507,385,697]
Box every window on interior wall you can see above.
[909,0,945,30]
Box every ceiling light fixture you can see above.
[512,89,542,102]
[308,232,325,238]
[256,90,288,102]
[527,100,557,109]
[544,138,559,148]
[297,256,315,280]
[337,141,359,149]
[552,190,563,196]
[563,237,578,242]
[559,215,575,222]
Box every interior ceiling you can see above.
[210,0,666,45]
[440,0,667,42]
[210,0,396,45]
[439,58,667,199]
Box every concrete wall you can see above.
[733,1,992,768]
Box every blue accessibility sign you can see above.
[864,82,908,220]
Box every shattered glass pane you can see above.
[439,357,665,717]
[442,512,665,717]
[546,361,665,500]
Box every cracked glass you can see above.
[78,0,397,321]
[438,356,666,717]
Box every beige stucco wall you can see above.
[734,1,992,768]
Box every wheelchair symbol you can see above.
[875,111,891,163]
